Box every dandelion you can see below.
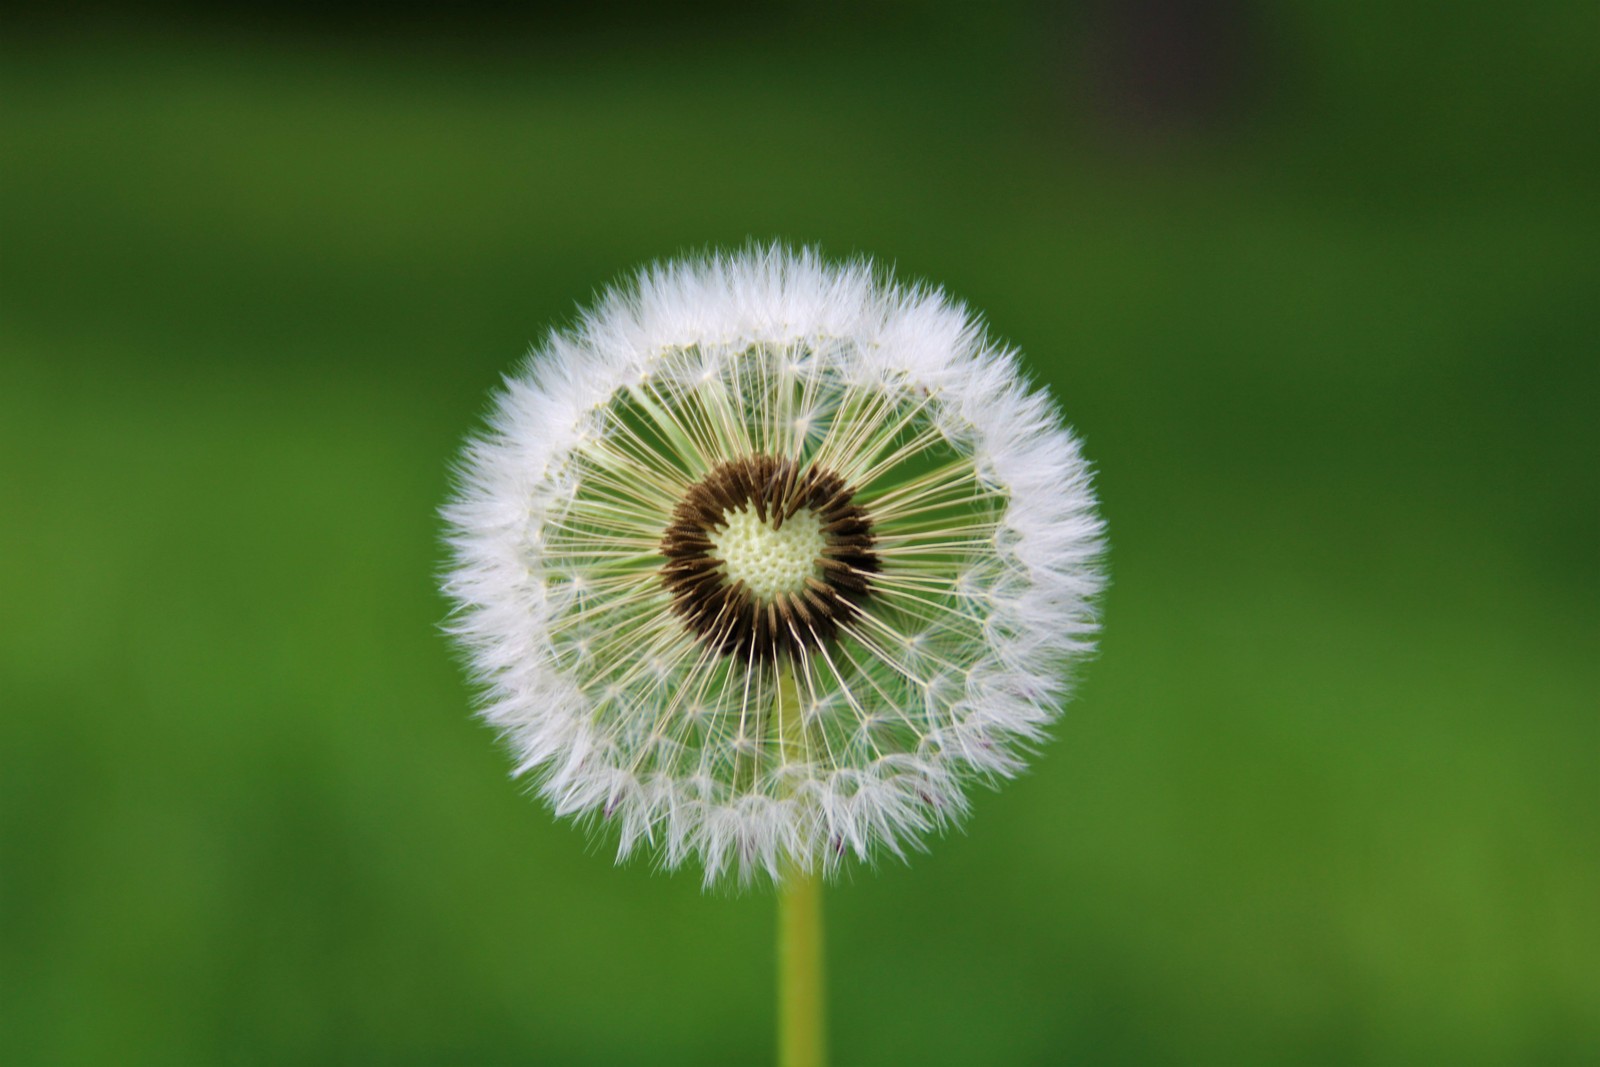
[444,244,1104,879]
[441,246,1105,1062]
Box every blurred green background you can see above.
[3,2,1595,1064]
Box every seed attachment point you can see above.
[660,454,878,661]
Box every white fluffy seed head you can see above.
[441,244,1106,888]
[707,505,826,601]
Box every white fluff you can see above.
[442,246,1106,887]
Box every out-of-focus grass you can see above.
[2,12,1596,1065]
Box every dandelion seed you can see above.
[442,246,1105,887]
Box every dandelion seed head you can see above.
[442,245,1106,886]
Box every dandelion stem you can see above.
[776,664,827,1067]
[778,867,826,1067]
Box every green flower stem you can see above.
[778,865,826,1067]
[776,665,827,1067]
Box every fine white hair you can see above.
[443,245,1105,887]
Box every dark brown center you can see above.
[659,454,879,661]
